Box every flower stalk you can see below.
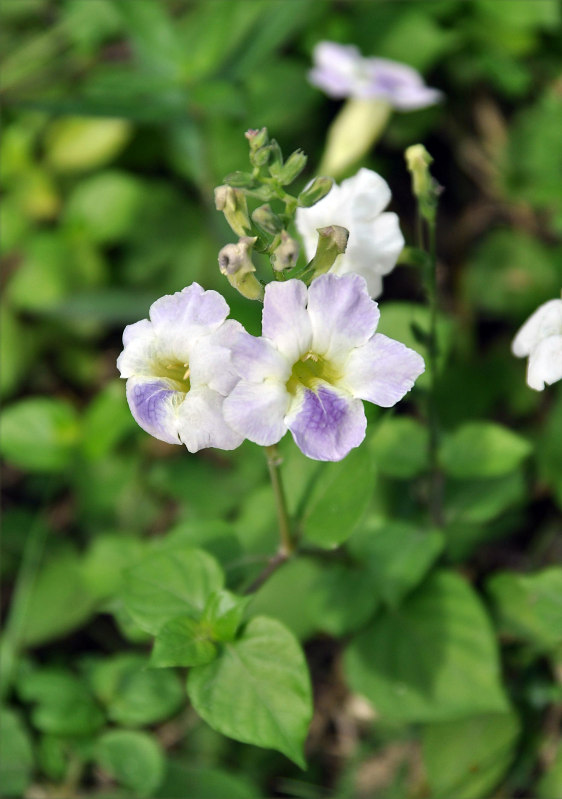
[264,444,295,556]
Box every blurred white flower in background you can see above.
[512,298,562,390]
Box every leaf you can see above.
[44,117,131,172]
[444,469,526,524]
[81,380,137,460]
[369,416,429,478]
[487,567,562,653]
[155,761,259,799]
[422,712,521,799]
[307,563,380,637]
[349,521,444,608]
[95,729,165,798]
[440,422,532,478]
[538,745,562,799]
[0,707,34,798]
[122,545,224,634]
[187,617,313,767]
[151,617,217,669]
[18,669,105,736]
[81,534,145,600]
[0,397,79,472]
[344,570,509,723]
[201,590,251,642]
[300,446,375,548]
[86,654,184,727]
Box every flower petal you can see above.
[122,319,152,348]
[229,330,290,383]
[177,386,244,452]
[126,377,182,445]
[512,299,562,358]
[526,335,562,391]
[308,42,362,98]
[262,280,312,363]
[344,333,425,407]
[341,168,391,220]
[189,319,244,395]
[308,273,379,361]
[287,385,366,461]
[223,380,290,446]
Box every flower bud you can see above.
[245,127,269,152]
[274,148,307,186]
[218,237,264,301]
[252,204,283,236]
[297,176,334,208]
[405,143,440,222]
[223,171,255,188]
[309,225,349,277]
[271,230,300,272]
[214,185,251,237]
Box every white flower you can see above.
[512,299,562,390]
[117,284,244,451]
[295,168,404,297]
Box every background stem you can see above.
[264,444,295,555]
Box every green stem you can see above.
[264,444,295,556]
[426,215,443,526]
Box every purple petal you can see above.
[308,273,379,360]
[262,280,312,363]
[287,386,366,461]
[177,387,244,452]
[126,377,182,445]
[150,283,229,339]
[345,333,425,407]
[223,380,289,446]
[229,330,290,383]
[308,42,362,98]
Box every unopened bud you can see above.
[271,231,300,272]
[252,204,283,235]
[245,127,269,152]
[274,148,307,186]
[405,144,440,222]
[218,237,264,301]
[309,225,349,277]
[297,176,333,208]
[214,185,251,237]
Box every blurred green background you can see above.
[1,1,562,797]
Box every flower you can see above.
[511,299,562,390]
[295,168,404,297]
[117,283,244,451]
[309,41,442,110]
[223,273,424,462]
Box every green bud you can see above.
[405,144,440,222]
[245,127,269,152]
[250,145,271,168]
[223,170,255,188]
[214,185,251,237]
[308,225,349,277]
[275,148,307,186]
[218,237,264,301]
[297,176,334,208]
[271,230,300,272]
[252,204,283,236]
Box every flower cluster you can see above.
[512,299,562,390]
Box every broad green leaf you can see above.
[422,712,520,799]
[122,545,224,634]
[81,534,145,600]
[487,567,562,652]
[95,730,165,798]
[344,570,508,723]
[440,422,532,478]
[150,617,217,669]
[111,0,185,79]
[201,590,251,642]
[376,10,458,70]
[86,654,184,727]
[187,617,313,767]
[444,469,526,524]
[0,397,79,472]
[0,707,34,797]
[307,563,380,636]
[18,669,105,736]
[300,446,375,548]
[44,117,131,172]
[0,304,35,399]
[349,521,444,608]
[81,380,136,460]
[538,745,562,799]
[369,416,429,478]
[155,761,259,799]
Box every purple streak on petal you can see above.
[288,386,366,461]
[126,378,181,445]
[262,280,312,363]
[345,333,425,407]
[308,273,379,360]
[223,380,289,446]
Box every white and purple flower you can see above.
[512,299,562,390]
[296,168,404,298]
[117,283,244,452]
[309,41,442,110]
[223,273,425,462]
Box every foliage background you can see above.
[1,1,561,797]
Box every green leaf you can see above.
[0,397,79,472]
[538,745,562,799]
[444,469,526,524]
[122,545,224,634]
[150,617,217,669]
[95,729,165,798]
[187,617,313,767]
[81,380,136,460]
[44,117,131,172]
[82,534,145,600]
[300,446,375,548]
[18,669,105,736]
[344,571,508,723]
[0,707,34,798]
[487,567,562,653]
[349,521,444,608]
[86,654,184,727]
[422,712,520,799]
[369,416,429,478]
[155,761,259,799]
[307,563,380,637]
[440,422,532,478]
[201,590,251,642]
